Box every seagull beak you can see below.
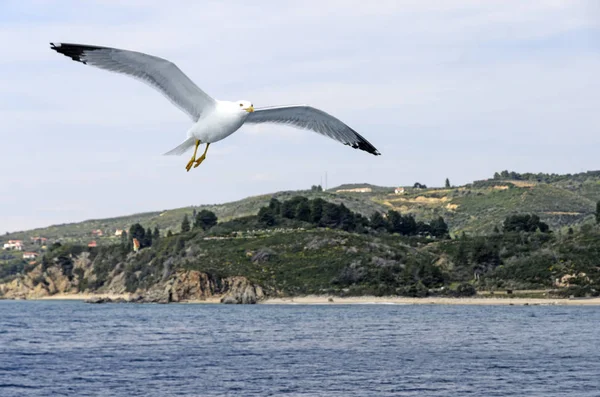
[245,106,254,113]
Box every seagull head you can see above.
[236,100,254,113]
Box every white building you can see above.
[23,252,39,260]
[394,187,405,195]
[336,187,372,193]
[3,240,24,251]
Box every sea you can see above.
[0,300,599,396]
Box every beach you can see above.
[27,293,600,305]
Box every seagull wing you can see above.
[50,43,215,121]
[245,105,380,155]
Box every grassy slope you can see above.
[4,172,600,247]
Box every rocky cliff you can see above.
[0,257,265,304]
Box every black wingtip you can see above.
[350,133,381,156]
[50,42,105,64]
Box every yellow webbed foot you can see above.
[193,143,210,168]
[193,155,206,168]
[185,140,201,172]
[185,158,195,172]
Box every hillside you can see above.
[3,170,600,254]
[2,200,599,301]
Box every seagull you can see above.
[50,43,380,171]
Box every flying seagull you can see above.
[50,43,380,171]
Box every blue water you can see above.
[0,301,599,396]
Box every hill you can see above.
[2,170,600,254]
[2,196,599,301]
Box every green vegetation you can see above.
[3,170,600,299]
[181,214,191,233]
[193,210,218,231]
[5,170,600,247]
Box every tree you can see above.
[369,212,387,230]
[153,227,160,241]
[280,200,297,219]
[430,216,449,238]
[403,214,417,235]
[310,198,325,224]
[268,198,281,214]
[167,230,173,238]
[145,227,153,247]
[181,214,191,233]
[386,210,403,234]
[129,223,145,247]
[257,207,276,226]
[320,203,342,228]
[503,214,549,233]
[445,178,451,188]
[338,204,356,231]
[281,197,308,219]
[596,201,600,224]
[295,200,311,222]
[194,210,218,231]
[413,182,427,189]
[120,230,129,249]
[311,185,323,192]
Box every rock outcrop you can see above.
[0,254,266,304]
[220,276,265,304]
[137,272,265,304]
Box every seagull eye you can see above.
[239,103,243,107]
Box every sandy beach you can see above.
[261,295,600,306]
[26,293,600,305]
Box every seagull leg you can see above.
[193,143,210,168]
[185,140,201,172]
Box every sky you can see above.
[1,0,599,233]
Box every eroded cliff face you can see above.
[138,271,265,304]
[0,254,265,304]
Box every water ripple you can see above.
[0,301,599,396]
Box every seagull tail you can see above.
[163,137,197,156]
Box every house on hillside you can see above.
[394,187,405,195]
[30,237,48,245]
[114,229,124,236]
[336,187,372,193]
[23,252,39,260]
[3,240,24,251]
[91,229,103,237]
[87,241,97,248]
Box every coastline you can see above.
[11,293,600,305]
[261,295,600,306]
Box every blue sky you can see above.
[1,0,599,232]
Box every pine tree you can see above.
[445,178,451,188]
[309,198,325,224]
[167,230,173,238]
[295,201,311,222]
[181,214,191,233]
[120,230,128,248]
[430,216,449,238]
[145,227,153,247]
[369,212,387,230]
[596,201,600,224]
